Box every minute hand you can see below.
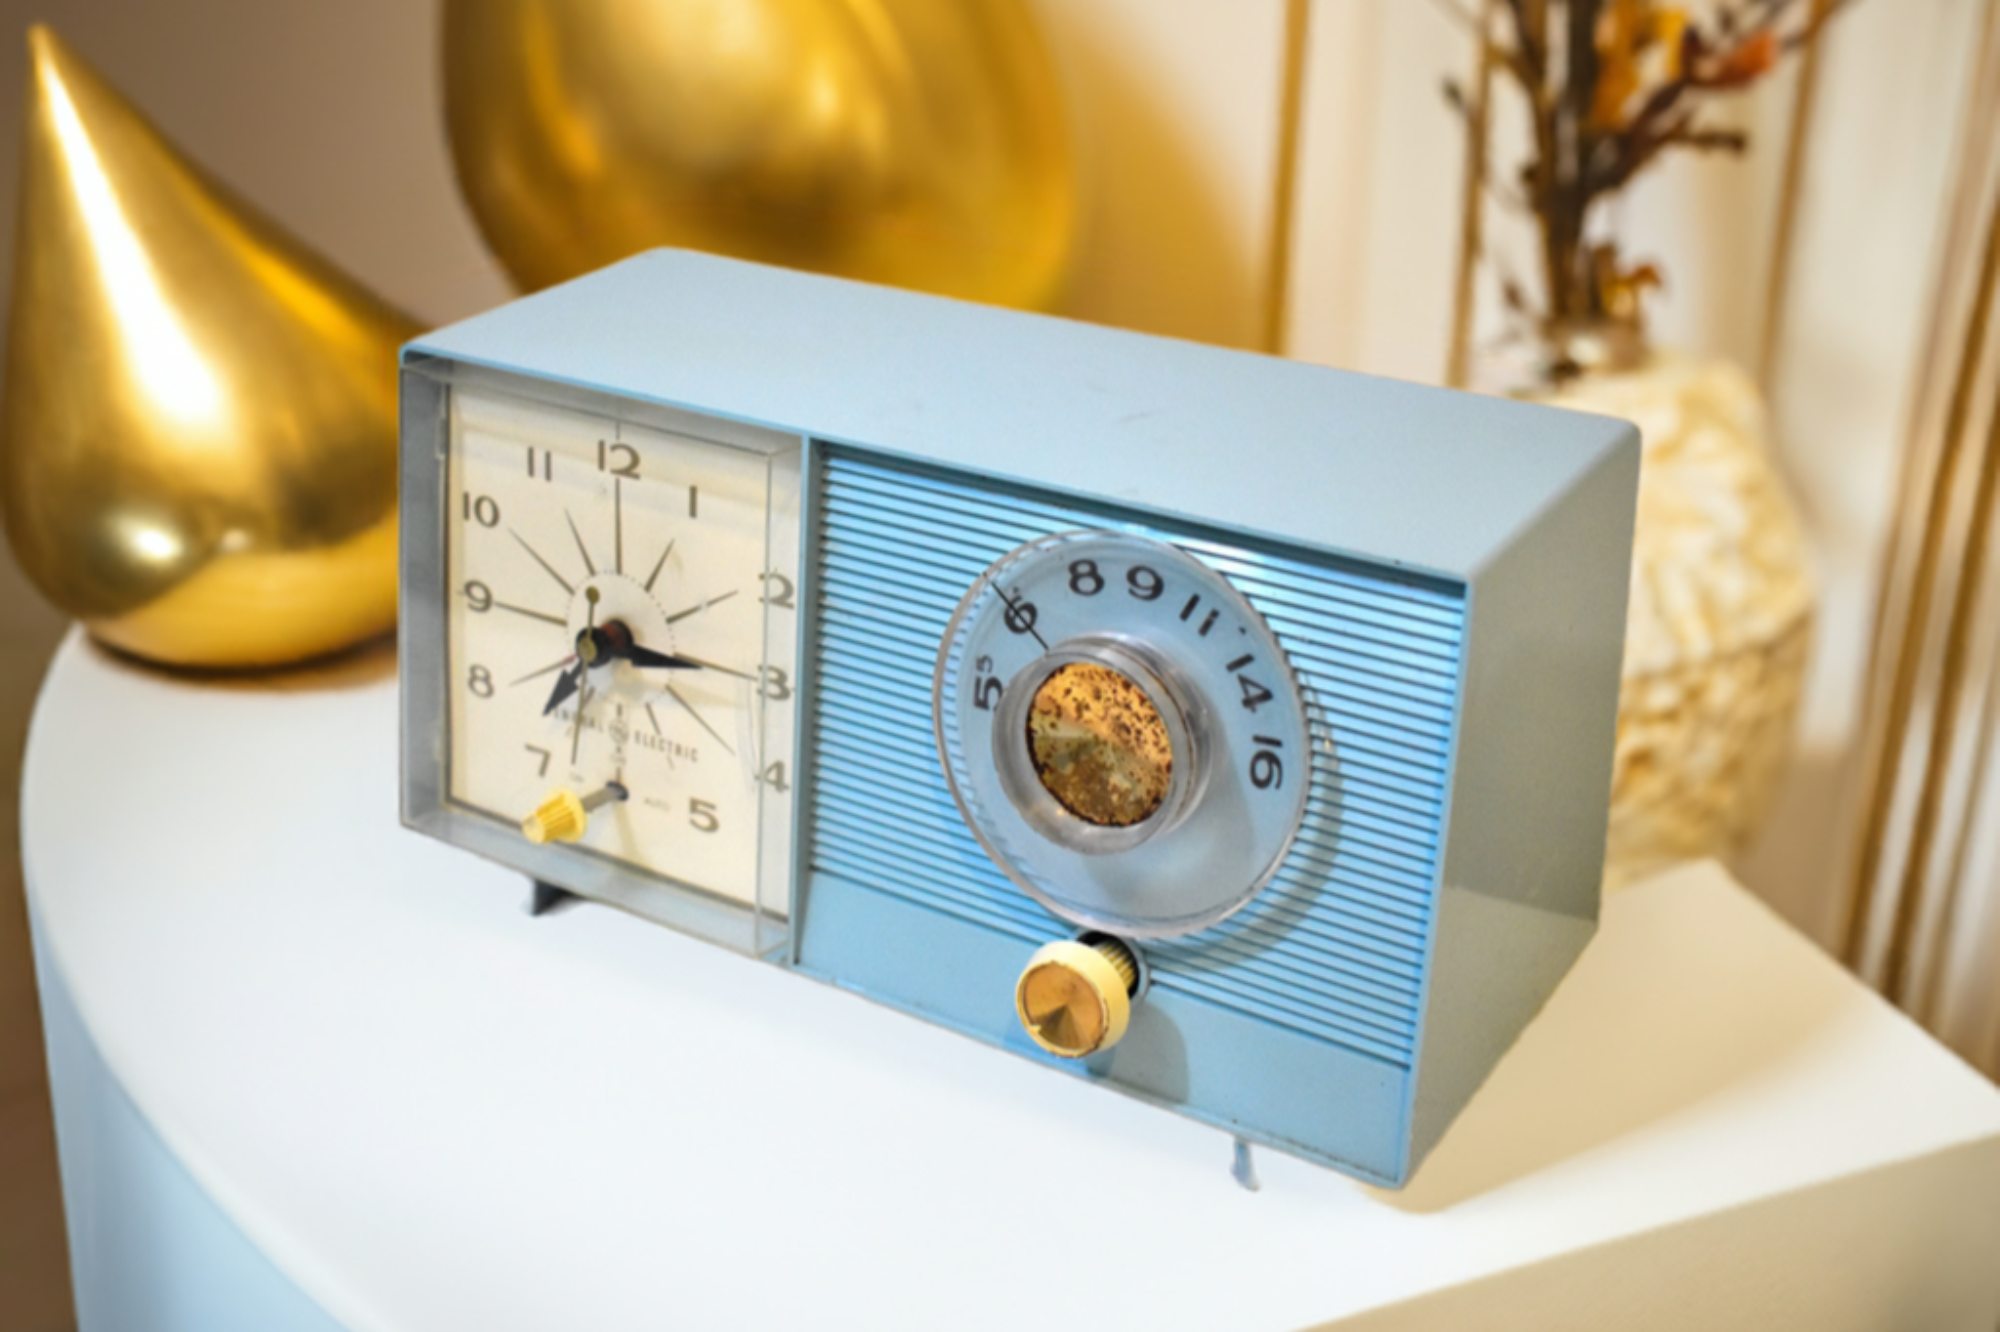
[671,655,755,681]
[624,644,703,670]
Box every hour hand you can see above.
[542,660,585,716]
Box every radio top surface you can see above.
[399,249,1638,1187]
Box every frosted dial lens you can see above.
[934,531,1312,938]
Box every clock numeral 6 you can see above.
[689,797,720,833]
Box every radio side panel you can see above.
[1405,433,1639,1173]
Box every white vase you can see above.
[1535,354,1815,886]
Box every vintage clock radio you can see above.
[399,251,1638,1187]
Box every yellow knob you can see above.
[520,781,628,845]
[520,789,587,844]
[1015,937,1139,1058]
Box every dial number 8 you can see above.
[1067,559,1103,596]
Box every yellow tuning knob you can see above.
[519,781,627,845]
[1015,936,1140,1058]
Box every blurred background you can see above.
[0,2,1978,1327]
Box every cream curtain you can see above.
[1844,0,2000,1077]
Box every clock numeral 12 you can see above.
[597,440,640,477]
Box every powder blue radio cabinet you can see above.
[399,250,1638,1187]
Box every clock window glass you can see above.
[439,382,800,933]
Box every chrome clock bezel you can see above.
[399,356,804,958]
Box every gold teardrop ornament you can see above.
[1,27,421,668]
[442,0,1078,310]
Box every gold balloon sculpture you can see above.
[2,27,419,667]
[442,0,1078,309]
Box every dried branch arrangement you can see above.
[1443,0,1850,376]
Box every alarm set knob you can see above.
[1015,935,1144,1058]
[520,781,629,845]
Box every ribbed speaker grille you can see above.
[806,451,1465,1068]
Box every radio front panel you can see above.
[796,447,1467,1180]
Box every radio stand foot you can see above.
[528,880,578,917]
[1231,1137,1261,1192]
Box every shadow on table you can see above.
[80,629,396,694]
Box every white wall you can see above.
[1037,0,1290,350]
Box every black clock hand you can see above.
[545,630,694,717]
[580,620,700,672]
[671,654,753,681]
[543,587,602,716]
[623,642,701,670]
[542,659,585,716]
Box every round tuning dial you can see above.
[934,532,1312,938]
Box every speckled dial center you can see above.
[1026,662,1172,827]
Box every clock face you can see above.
[443,387,799,911]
